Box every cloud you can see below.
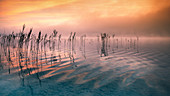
[0,0,170,36]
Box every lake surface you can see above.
[0,36,170,96]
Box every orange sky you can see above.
[0,0,170,35]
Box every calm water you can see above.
[0,36,170,96]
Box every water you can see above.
[0,36,170,96]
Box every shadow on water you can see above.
[0,25,170,96]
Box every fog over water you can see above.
[0,29,170,95]
[0,0,170,96]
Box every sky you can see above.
[0,0,170,36]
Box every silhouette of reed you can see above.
[0,24,144,96]
[101,33,108,57]
[80,34,86,59]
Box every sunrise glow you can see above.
[0,0,170,35]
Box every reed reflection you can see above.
[0,24,143,94]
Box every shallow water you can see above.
[0,37,170,96]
